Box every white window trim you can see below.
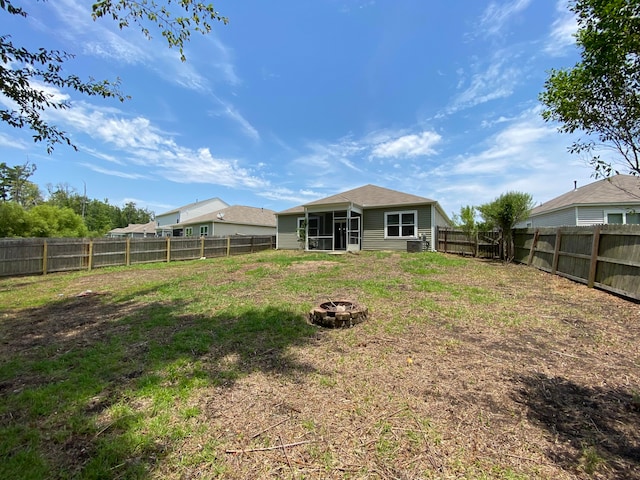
[604,209,638,225]
[200,225,209,236]
[384,210,418,239]
[184,227,193,237]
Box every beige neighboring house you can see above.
[276,184,451,252]
[164,205,276,238]
[518,175,640,228]
[106,221,157,238]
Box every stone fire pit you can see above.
[309,300,368,328]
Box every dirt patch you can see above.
[287,260,341,274]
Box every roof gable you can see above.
[532,175,640,216]
[279,185,436,214]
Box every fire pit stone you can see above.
[309,300,368,328]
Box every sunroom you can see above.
[298,204,362,252]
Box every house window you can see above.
[200,226,209,236]
[605,210,639,225]
[185,227,193,237]
[385,210,417,238]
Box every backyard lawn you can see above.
[0,250,638,479]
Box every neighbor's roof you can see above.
[156,197,228,216]
[170,205,276,227]
[531,175,640,216]
[108,221,157,235]
[277,184,437,214]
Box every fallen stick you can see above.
[280,434,293,475]
[226,440,313,454]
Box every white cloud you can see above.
[80,163,149,179]
[0,132,29,150]
[544,0,577,56]
[448,54,520,114]
[479,0,532,37]
[43,95,267,190]
[370,131,442,159]
[257,186,322,204]
[211,98,260,141]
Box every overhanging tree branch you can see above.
[0,0,226,153]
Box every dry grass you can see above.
[1,250,639,479]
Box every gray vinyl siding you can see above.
[213,223,276,237]
[530,208,577,227]
[433,207,449,228]
[576,207,605,226]
[277,214,301,250]
[362,205,432,251]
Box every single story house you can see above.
[106,221,157,238]
[163,205,276,237]
[276,184,451,252]
[518,175,640,228]
[155,197,229,236]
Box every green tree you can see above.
[44,183,154,235]
[0,201,30,237]
[0,161,41,206]
[458,205,479,257]
[85,199,118,236]
[27,205,89,238]
[477,192,533,262]
[120,201,153,226]
[540,0,640,177]
[1,0,226,152]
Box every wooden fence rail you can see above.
[436,227,500,259]
[513,226,640,301]
[0,235,276,278]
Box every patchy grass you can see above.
[0,249,639,479]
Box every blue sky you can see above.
[1,0,594,219]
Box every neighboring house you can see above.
[276,184,451,252]
[164,205,276,237]
[106,221,157,238]
[155,197,229,236]
[518,175,640,228]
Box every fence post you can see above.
[42,240,48,275]
[551,229,561,274]
[166,237,171,263]
[587,226,601,288]
[226,236,231,256]
[200,236,205,258]
[527,229,540,265]
[444,228,448,253]
[126,237,131,266]
[88,240,94,271]
[250,236,255,253]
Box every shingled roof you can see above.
[172,205,276,227]
[278,184,437,214]
[531,175,640,216]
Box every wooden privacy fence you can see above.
[514,226,640,301]
[436,227,500,259]
[0,235,276,277]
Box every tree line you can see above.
[0,162,153,238]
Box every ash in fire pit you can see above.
[309,300,368,328]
